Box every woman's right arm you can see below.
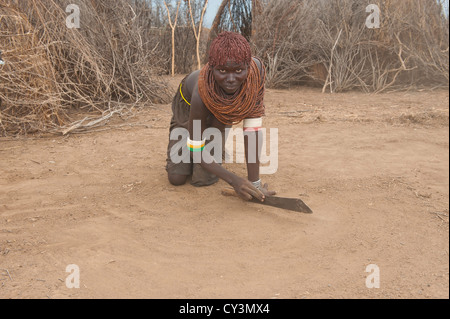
[188,87,265,202]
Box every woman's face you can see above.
[212,60,249,95]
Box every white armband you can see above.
[243,117,263,132]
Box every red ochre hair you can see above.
[208,31,252,67]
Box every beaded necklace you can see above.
[198,58,265,125]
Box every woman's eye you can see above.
[236,69,242,73]
[219,69,226,73]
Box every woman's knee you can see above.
[168,173,188,186]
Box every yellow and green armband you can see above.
[187,138,206,152]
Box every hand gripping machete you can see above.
[222,188,313,214]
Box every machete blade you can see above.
[251,195,313,214]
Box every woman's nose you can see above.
[226,74,236,83]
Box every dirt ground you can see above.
[0,76,448,299]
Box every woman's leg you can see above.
[168,173,188,186]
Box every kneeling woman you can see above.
[165,31,275,201]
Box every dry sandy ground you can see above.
[0,77,448,299]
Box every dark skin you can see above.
[169,57,276,202]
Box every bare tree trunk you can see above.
[164,0,181,77]
[251,0,261,37]
[188,0,209,70]
[205,0,230,60]
[322,29,342,94]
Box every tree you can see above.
[187,0,209,70]
[205,0,253,62]
[209,0,230,42]
[251,0,262,36]
[164,0,182,76]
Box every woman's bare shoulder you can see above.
[185,70,201,93]
[252,57,263,71]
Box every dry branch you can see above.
[322,29,343,93]
[188,0,209,70]
[164,0,182,77]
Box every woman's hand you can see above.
[230,177,276,202]
[260,182,277,198]
[231,176,264,202]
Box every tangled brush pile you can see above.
[0,0,170,136]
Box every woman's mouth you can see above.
[224,85,238,93]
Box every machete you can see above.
[221,188,313,214]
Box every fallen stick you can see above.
[1,269,12,281]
